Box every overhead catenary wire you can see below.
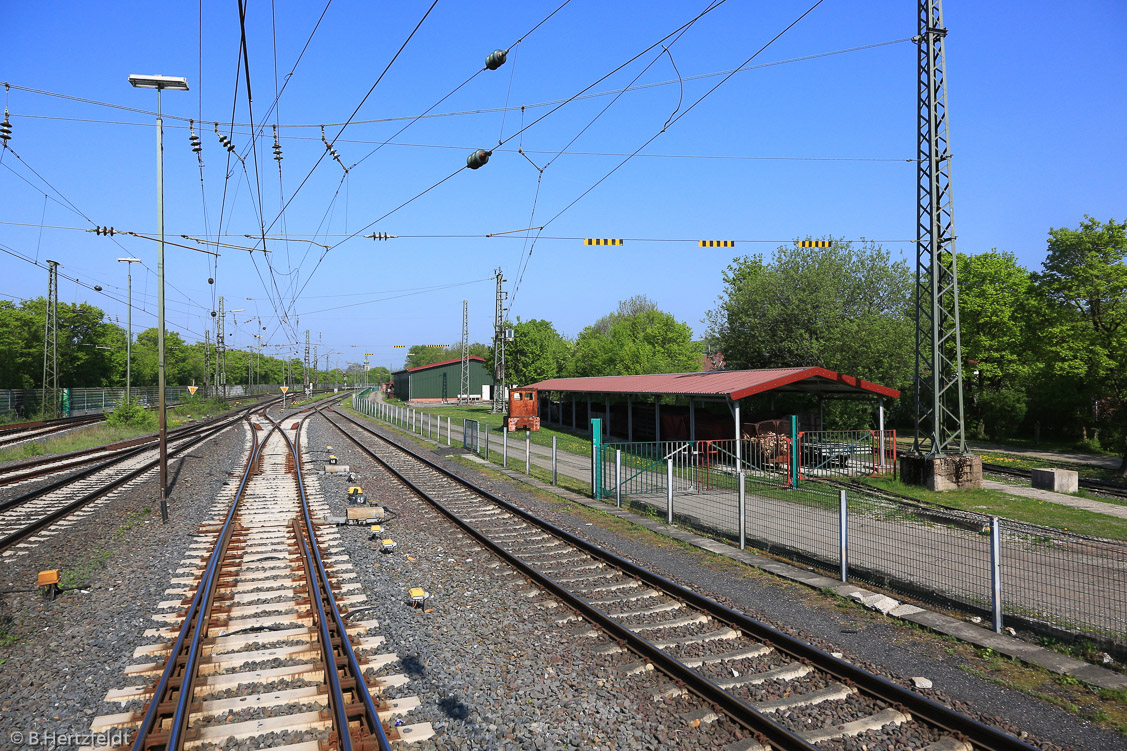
[1,38,912,131]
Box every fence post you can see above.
[790,415,799,488]
[738,471,746,550]
[615,449,622,508]
[990,517,1003,633]
[839,489,849,582]
[503,427,508,468]
[552,436,558,486]
[484,426,490,459]
[666,458,674,525]
[525,430,531,475]
[591,418,603,498]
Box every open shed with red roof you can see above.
[527,367,900,444]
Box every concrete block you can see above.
[860,594,901,615]
[901,454,983,491]
[1031,468,1078,493]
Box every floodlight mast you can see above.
[128,73,189,524]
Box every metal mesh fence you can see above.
[595,437,1126,643]
[0,385,279,418]
[999,518,1127,640]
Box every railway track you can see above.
[91,401,430,750]
[324,407,1039,751]
[0,414,105,449]
[0,403,272,555]
[981,463,1127,501]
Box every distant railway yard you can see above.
[0,392,1124,751]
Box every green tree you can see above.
[706,240,914,387]
[957,250,1034,438]
[506,318,572,386]
[569,300,699,377]
[1031,217,1127,473]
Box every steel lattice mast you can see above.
[913,0,967,457]
[459,300,470,404]
[42,260,59,419]
[491,268,507,413]
[216,296,227,398]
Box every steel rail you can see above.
[0,398,281,512]
[0,408,259,551]
[284,398,391,750]
[0,415,105,448]
[131,408,269,751]
[982,463,1127,499]
[327,407,1040,751]
[0,413,104,434]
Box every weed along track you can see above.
[322,407,1043,751]
[90,401,431,750]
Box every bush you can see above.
[107,398,158,431]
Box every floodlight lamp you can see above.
[128,74,190,91]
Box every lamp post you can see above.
[116,257,142,405]
[129,73,189,524]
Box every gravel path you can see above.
[0,420,251,743]
[316,410,1124,751]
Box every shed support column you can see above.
[587,396,592,435]
[818,395,824,430]
[728,399,741,471]
[878,397,886,470]
[627,396,633,442]
[689,398,696,443]
[571,394,576,428]
[655,396,661,443]
[605,395,611,438]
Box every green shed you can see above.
[392,356,491,402]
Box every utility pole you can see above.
[203,329,211,398]
[907,0,979,488]
[459,300,470,404]
[42,260,59,419]
[491,268,508,413]
[216,296,227,399]
[303,329,311,395]
[117,258,141,404]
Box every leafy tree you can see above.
[957,250,1035,438]
[505,318,572,386]
[1030,217,1127,472]
[706,240,914,388]
[569,301,699,377]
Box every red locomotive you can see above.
[505,387,540,431]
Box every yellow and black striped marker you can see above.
[699,240,735,247]
[584,238,623,246]
[796,240,832,247]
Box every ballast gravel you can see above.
[0,420,251,743]
[308,411,1124,751]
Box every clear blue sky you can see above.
[3,1,1125,373]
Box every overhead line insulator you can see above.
[88,226,119,236]
[365,232,396,241]
[796,240,832,248]
[467,149,492,170]
[0,108,12,148]
[699,240,735,247]
[485,49,508,71]
[584,238,623,246]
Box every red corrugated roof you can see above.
[395,356,485,374]
[528,367,899,400]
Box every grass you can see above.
[0,422,153,463]
[975,446,1126,485]
[850,476,1127,540]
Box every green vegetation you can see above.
[851,476,1127,540]
[0,422,154,463]
[106,398,158,431]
